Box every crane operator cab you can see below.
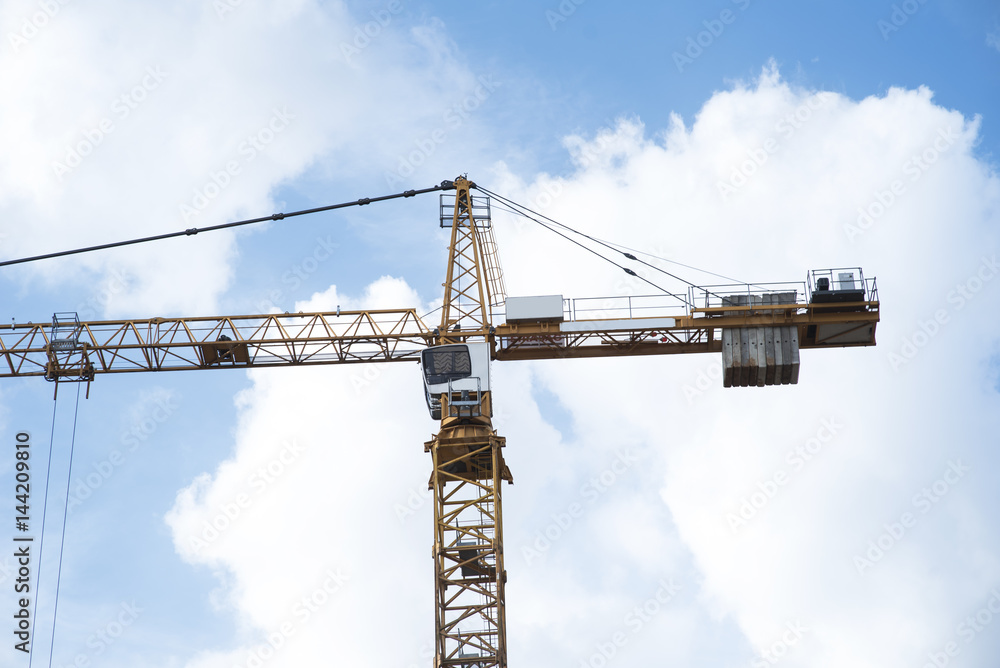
[420,342,492,420]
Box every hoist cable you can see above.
[27,396,60,668]
[0,182,455,268]
[45,382,82,668]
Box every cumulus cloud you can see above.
[0,0,497,317]
[492,64,1000,666]
[165,275,435,667]
[165,63,1000,668]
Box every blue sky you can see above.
[1,1,999,667]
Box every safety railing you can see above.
[440,194,493,228]
[807,267,878,304]
[687,281,807,311]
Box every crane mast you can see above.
[426,177,510,668]
[0,177,880,668]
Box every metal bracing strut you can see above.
[426,392,512,668]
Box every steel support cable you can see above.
[45,382,82,668]
[0,182,456,268]
[484,193,694,305]
[616,251,730,305]
[594,239,771,292]
[479,186,731,305]
[484,197,690,307]
[419,304,444,325]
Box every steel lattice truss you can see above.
[439,181,497,338]
[0,309,432,378]
[428,421,511,668]
[0,306,882,379]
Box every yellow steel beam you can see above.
[427,394,510,668]
[0,303,880,378]
[438,177,496,343]
[494,301,879,361]
[0,299,880,378]
[0,309,432,378]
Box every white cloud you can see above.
[164,274,439,667]
[0,0,498,317]
[165,64,1000,667]
[493,65,1000,666]
[988,29,1000,52]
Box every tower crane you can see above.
[0,176,880,668]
